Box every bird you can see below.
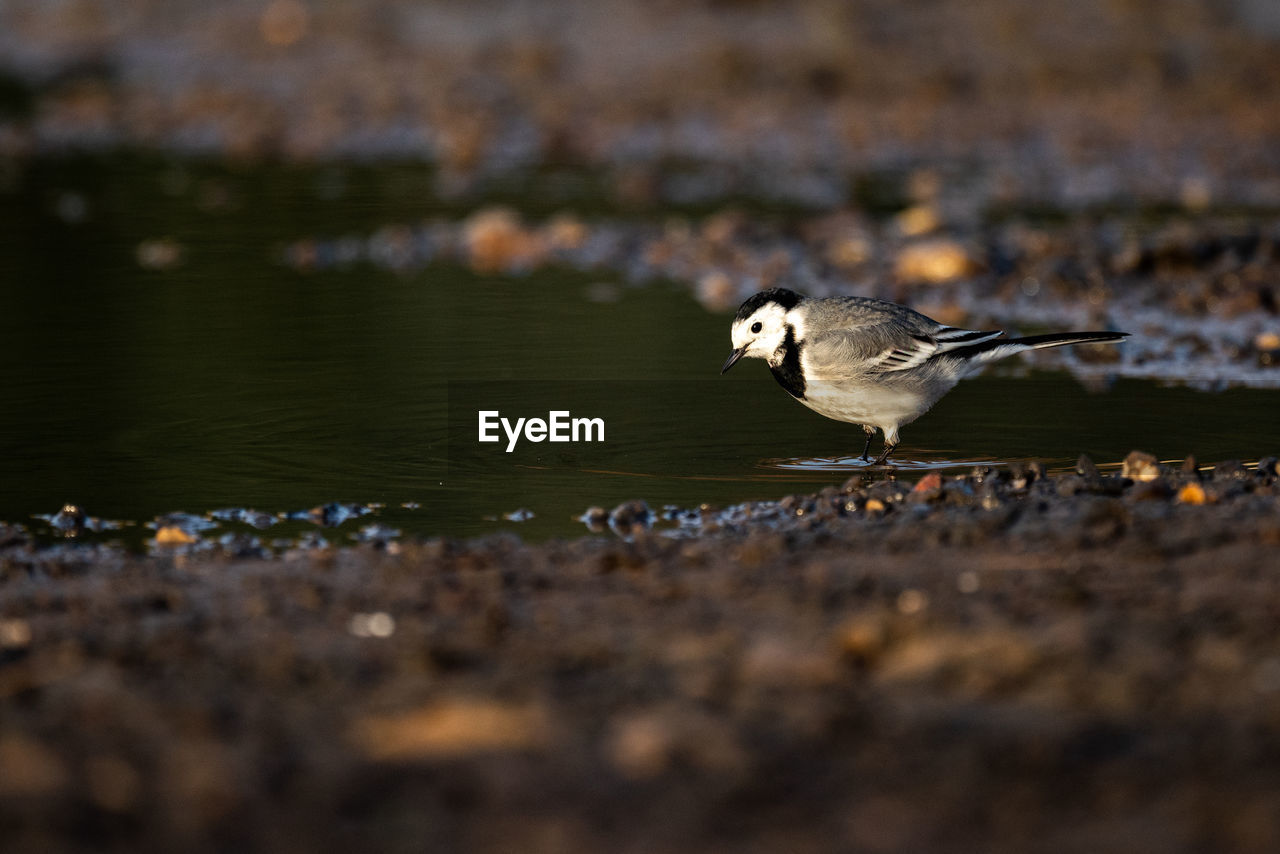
[720,288,1127,465]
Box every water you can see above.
[2,156,1277,545]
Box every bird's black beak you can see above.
[720,346,747,374]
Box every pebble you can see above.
[154,526,197,545]
[308,502,369,527]
[48,503,86,533]
[1121,451,1161,482]
[608,500,652,534]
[893,239,976,284]
[1177,483,1208,505]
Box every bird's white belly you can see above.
[798,380,925,429]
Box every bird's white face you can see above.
[731,303,790,357]
[722,302,791,373]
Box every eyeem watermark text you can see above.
[478,410,605,452]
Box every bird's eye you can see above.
[750,322,762,334]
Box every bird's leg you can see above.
[859,426,875,462]
[872,442,898,466]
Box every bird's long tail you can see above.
[943,331,1129,366]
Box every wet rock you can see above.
[1007,461,1043,490]
[352,524,400,544]
[863,498,888,515]
[217,533,268,557]
[309,502,368,527]
[154,526,197,545]
[462,208,544,274]
[837,613,891,666]
[135,237,184,271]
[608,500,652,534]
[580,506,609,532]
[1177,483,1208,505]
[1180,455,1201,479]
[1212,460,1251,482]
[543,213,588,251]
[1076,454,1101,482]
[48,503,87,534]
[893,239,977,284]
[1121,451,1161,482]
[969,465,999,485]
[1254,332,1280,367]
[210,508,277,529]
[892,204,942,238]
[779,494,816,516]
[867,480,910,505]
[908,472,944,503]
[153,512,218,535]
[351,700,550,761]
[941,480,977,506]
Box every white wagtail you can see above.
[720,288,1128,465]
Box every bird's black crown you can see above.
[734,288,802,322]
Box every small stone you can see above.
[351,700,549,761]
[1255,332,1280,367]
[1007,461,1040,489]
[1121,451,1161,482]
[0,619,31,649]
[48,504,87,533]
[912,472,943,494]
[462,207,544,273]
[838,614,889,665]
[892,204,941,237]
[310,502,365,527]
[609,500,652,532]
[864,498,887,514]
[1076,454,1100,481]
[543,213,588,250]
[1212,460,1250,481]
[1177,483,1208,505]
[135,237,184,270]
[154,526,196,545]
[896,589,929,615]
[1180,455,1201,478]
[893,239,976,284]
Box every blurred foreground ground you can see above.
[3,460,1280,853]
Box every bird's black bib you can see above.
[769,325,806,399]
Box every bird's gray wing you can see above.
[805,323,1006,378]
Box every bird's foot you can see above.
[871,443,898,467]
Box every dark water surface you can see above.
[2,156,1277,543]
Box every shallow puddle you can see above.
[3,157,1278,546]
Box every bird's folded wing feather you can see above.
[806,325,1006,378]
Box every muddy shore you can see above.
[3,454,1280,853]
